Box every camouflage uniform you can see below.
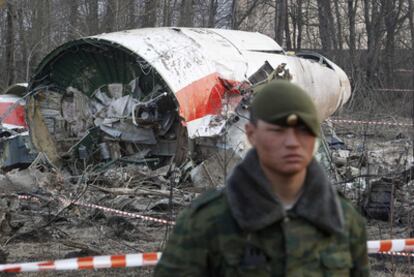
[154,150,369,276]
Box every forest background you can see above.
[0,0,413,114]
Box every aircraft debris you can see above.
[0,84,37,171]
[325,122,413,222]
[25,27,351,179]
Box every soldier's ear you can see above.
[312,138,320,156]
[245,122,256,146]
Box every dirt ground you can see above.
[1,115,414,276]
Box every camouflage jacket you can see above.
[154,150,369,276]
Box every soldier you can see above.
[154,80,369,276]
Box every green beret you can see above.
[250,80,320,137]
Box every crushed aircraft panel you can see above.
[26,27,351,170]
[0,83,37,170]
[0,94,26,129]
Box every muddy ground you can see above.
[1,115,413,276]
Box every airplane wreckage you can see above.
[1,28,351,183]
[0,83,37,170]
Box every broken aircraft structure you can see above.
[0,83,36,171]
[26,28,351,175]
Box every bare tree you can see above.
[363,0,385,83]
[347,0,358,54]
[86,0,100,34]
[231,0,238,29]
[126,0,137,28]
[82,0,100,35]
[16,1,28,80]
[208,0,218,27]
[333,0,343,50]
[143,0,158,27]
[383,0,406,86]
[409,0,414,87]
[5,0,16,85]
[179,0,194,27]
[316,0,337,50]
[210,0,232,28]
[274,0,286,43]
[289,0,304,50]
[102,0,115,32]
[68,0,80,39]
[232,0,262,29]
[284,0,292,49]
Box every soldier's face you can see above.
[245,120,316,176]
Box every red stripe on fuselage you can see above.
[0,102,27,128]
[175,73,239,122]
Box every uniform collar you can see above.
[226,149,344,235]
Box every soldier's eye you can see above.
[296,125,312,135]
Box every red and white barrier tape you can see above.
[9,196,414,245]
[0,252,161,272]
[368,238,414,254]
[379,251,414,257]
[2,238,414,272]
[374,88,414,93]
[11,194,175,226]
[58,197,175,225]
[327,118,413,127]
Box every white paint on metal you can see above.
[90,28,350,126]
[186,115,227,139]
[0,95,23,103]
[0,123,25,130]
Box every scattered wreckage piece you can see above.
[363,177,396,221]
[324,122,414,222]
[0,160,188,260]
[0,84,37,171]
[363,165,414,222]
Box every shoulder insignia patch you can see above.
[190,188,224,211]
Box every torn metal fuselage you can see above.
[0,84,37,171]
[26,28,351,173]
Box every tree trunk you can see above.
[334,0,343,50]
[286,0,305,51]
[103,0,115,32]
[5,0,16,86]
[17,3,28,81]
[347,0,357,53]
[383,0,404,87]
[284,0,292,50]
[43,0,51,50]
[296,0,303,50]
[126,0,137,29]
[274,0,286,44]
[179,0,194,27]
[68,0,79,39]
[316,0,337,51]
[163,0,171,26]
[143,0,158,27]
[408,0,414,88]
[208,0,217,27]
[231,0,238,29]
[87,0,99,34]
[363,0,385,84]
[233,0,261,30]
